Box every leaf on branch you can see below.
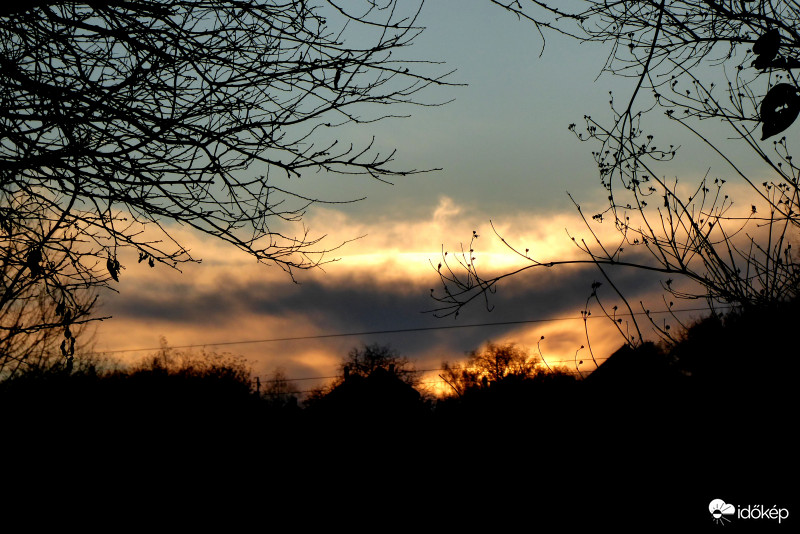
[107,257,121,282]
[752,29,780,70]
[25,248,43,277]
[333,68,341,90]
[769,57,800,70]
[760,83,800,140]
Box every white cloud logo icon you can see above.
[710,499,736,524]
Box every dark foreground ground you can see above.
[2,302,797,530]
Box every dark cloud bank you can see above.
[102,252,676,375]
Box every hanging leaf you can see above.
[753,28,780,61]
[752,29,787,70]
[760,83,800,140]
[333,67,341,90]
[770,56,800,69]
[753,54,775,70]
[107,257,120,282]
[25,248,43,277]
[0,212,10,234]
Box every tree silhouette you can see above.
[1,337,268,455]
[433,1,800,345]
[260,367,300,412]
[304,343,424,421]
[439,341,541,397]
[337,343,420,387]
[0,242,98,377]
[117,339,258,421]
[436,341,578,424]
[1,1,452,343]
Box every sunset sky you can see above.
[88,0,764,395]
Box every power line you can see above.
[99,305,719,355]
[258,367,596,387]
[263,360,605,382]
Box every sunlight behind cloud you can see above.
[94,191,708,392]
[301,195,629,284]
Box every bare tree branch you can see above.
[1,0,455,361]
[433,1,800,341]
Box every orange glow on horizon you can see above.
[91,195,707,393]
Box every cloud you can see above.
[92,196,696,391]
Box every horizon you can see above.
[80,1,756,388]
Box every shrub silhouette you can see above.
[668,299,798,412]
[311,365,424,418]
[4,308,794,464]
[435,342,578,427]
[338,343,420,387]
[577,299,797,481]
[2,341,265,446]
[302,344,430,436]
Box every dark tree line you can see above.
[5,298,796,431]
[4,308,794,530]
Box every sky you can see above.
[88,1,769,396]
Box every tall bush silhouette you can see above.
[304,343,425,421]
[437,342,578,423]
